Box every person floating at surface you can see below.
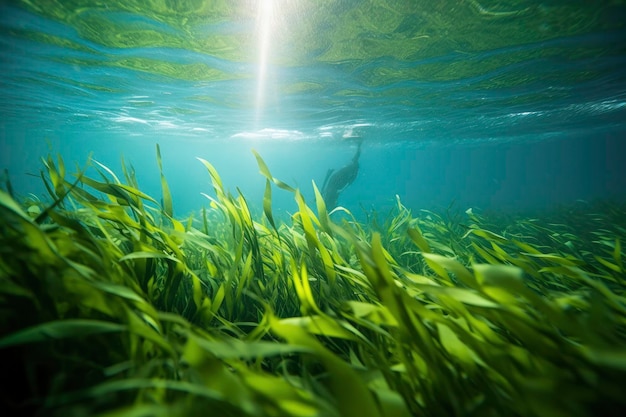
[321,139,362,209]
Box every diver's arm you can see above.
[352,141,362,163]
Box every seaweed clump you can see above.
[1,147,626,417]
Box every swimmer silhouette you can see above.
[321,141,362,208]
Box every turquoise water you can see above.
[1,0,625,218]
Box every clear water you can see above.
[1,0,625,218]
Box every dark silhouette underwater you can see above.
[321,140,362,208]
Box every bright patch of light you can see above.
[114,116,150,125]
[317,123,373,139]
[505,111,542,119]
[231,128,304,141]
[155,120,177,129]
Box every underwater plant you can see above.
[1,147,626,417]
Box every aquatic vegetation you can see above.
[1,148,626,417]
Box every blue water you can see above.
[1,1,626,219]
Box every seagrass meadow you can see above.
[1,147,626,417]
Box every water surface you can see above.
[1,0,625,216]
